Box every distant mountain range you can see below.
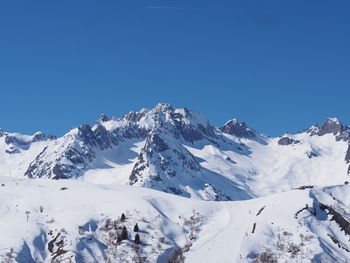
[1,103,350,200]
[3,104,350,262]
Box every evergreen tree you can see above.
[133,223,139,232]
[121,226,128,240]
[121,213,126,222]
[134,233,141,245]
[117,235,122,244]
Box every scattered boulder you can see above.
[278,137,300,146]
[305,151,319,159]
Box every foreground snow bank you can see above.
[0,177,350,262]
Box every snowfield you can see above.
[1,104,350,262]
[1,177,350,262]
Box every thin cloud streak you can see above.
[146,6,193,10]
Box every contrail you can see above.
[146,6,193,10]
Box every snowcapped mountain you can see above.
[2,103,350,262]
[1,103,350,201]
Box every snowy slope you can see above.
[1,177,350,262]
[0,131,53,178]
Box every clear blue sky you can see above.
[0,0,349,136]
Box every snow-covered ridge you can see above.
[1,105,350,201]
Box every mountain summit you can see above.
[1,104,350,200]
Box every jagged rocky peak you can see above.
[306,118,350,141]
[219,119,256,138]
[32,131,45,141]
[1,130,54,155]
[306,123,320,136]
[4,131,48,146]
[154,102,174,112]
[150,103,212,129]
[129,127,205,197]
[76,123,115,151]
[103,103,216,143]
[319,118,345,135]
[123,110,147,123]
[99,113,109,122]
[25,128,95,179]
[78,124,95,144]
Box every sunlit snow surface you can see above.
[0,177,349,262]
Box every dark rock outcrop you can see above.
[92,124,112,150]
[305,151,319,159]
[345,145,350,174]
[5,146,19,154]
[318,118,345,136]
[152,134,169,152]
[278,137,300,146]
[219,119,256,138]
[319,203,350,236]
[345,145,350,164]
[307,119,350,141]
[22,104,218,180]
[24,133,95,179]
[129,128,201,187]
[99,114,109,122]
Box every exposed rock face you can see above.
[345,145,350,174]
[2,131,51,154]
[129,128,202,194]
[22,104,219,181]
[345,146,350,162]
[99,114,109,122]
[4,132,45,146]
[24,133,95,179]
[151,134,169,152]
[305,151,319,159]
[219,119,256,138]
[128,126,240,200]
[78,124,114,151]
[318,118,345,136]
[307,119,350,172]
[306,124,320,136]
[5,146,18,154]
[24,128,104,179]
[154,104,217,143]
[278,137,300,146]
[307,118,350,142]
[319,203,350,236]
[3,104,350,201]
[105,103,217,143]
